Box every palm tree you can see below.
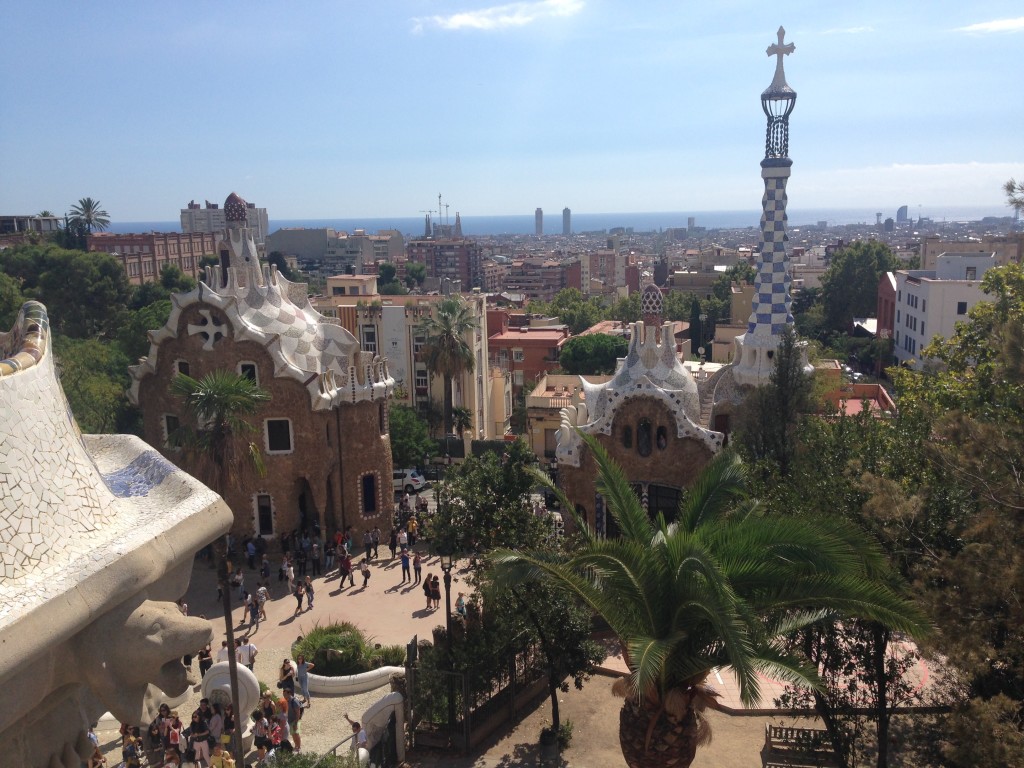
[491,435,928,768]
[68,197,110,233]
[169,369,269,765]
[418,297,477,436]
[452,406,472,437]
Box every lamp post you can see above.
[438,548,456,741]
[698,312,708,364]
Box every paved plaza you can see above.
[95,493,923,766]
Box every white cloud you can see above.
[822,26,874,35]
[412,0,583,33]
[956,16,1024,34]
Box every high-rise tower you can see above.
[535,207,543,236]
[733,27,807,387]
[562,207,571,236]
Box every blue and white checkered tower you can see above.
[733,27,804,387]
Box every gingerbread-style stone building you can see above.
[129,194,394,539]
[555,284,724,532]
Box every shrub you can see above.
[263,752,360,768]
[292,623,405,677]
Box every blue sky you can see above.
[1,1,1022,221]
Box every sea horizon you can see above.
[107,205,1013,238]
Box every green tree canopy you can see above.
[404,261,426,288]
[558,333,628,375]
[733,327,813,477]
[266,251,300,282]
[820,242,899,334]
[53,336,135,434]
[388,404,435,469]
[0,272,25,329]
[432,439,543,554]
[0,243,132,339]
[528,288,606,334]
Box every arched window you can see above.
[622,425,633,449]
[656,426,668,450]
[637,418,652,457]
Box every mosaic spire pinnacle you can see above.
[761,27,796,160]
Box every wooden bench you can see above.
[763,724,840,768]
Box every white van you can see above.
[393,468,428,494]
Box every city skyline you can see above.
[1,1,1022,221]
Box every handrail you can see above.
[314,733,355,765]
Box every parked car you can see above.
[393,468,428,494]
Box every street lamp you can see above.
[698,313,708,364]
[438,548,456,742]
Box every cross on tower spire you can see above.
[765,26,795,93]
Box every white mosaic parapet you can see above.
[0,301,232,766]
[555,321,723,466]
[128,227,393,409]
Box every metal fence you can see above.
[407,635,546,752]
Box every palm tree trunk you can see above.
[443,376,454,436]
[618,698,699,768]
[218,548,243,765]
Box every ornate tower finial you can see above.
[733,26,809,388]
[761,26,797,159]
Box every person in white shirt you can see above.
[215,640,230,663]
[237,638,258,670]
[344,713,368,752]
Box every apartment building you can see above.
[87,231,215,285]
[891,252,995,366]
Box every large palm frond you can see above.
[168,369,270,495]
[417,297,477,434]
[69,197,110,233]
[490,429,930,710]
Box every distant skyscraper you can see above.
[734,27,807,387]
[454,212,463,238]
[687,216,696,230]
[562,207,571,236]
[896,205,909,224]
[535,208,543,236]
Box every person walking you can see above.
[412,552,422,585]
[293,581,305,616]
[257,582,269,621]
[371,526,381,559]
[304,575,315,609]
[362,530,373,561]
[360,559,371,588]
[339,552,353,588]
[388,528,398,559]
